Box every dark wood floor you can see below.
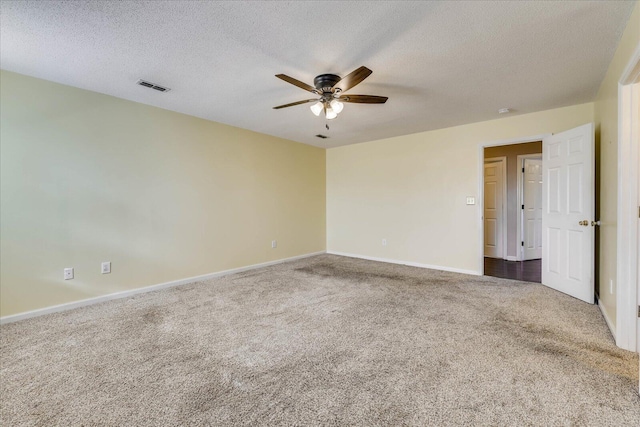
[484,257,541,283]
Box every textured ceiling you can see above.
[0,1,635,148]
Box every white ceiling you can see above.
[0,1,635,148]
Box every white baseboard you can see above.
[327,251,481,276]
[505,256,518,262]
[0,251,326,325]
[598,299,616,340]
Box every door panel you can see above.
[542,123,594,304]
[547,227,560,273]
[568,163,583,213]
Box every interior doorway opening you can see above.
[483,142,542,283]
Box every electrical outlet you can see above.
[101,261,111,274]
[271,240,277,249]
[64,268,74,280]
[382,239,387,246]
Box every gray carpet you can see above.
[1,254,639,426]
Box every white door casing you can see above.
[615,45,639,355]
[484,158,506,258]
[523,158,543,260]
[542,123,595,304]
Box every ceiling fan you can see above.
[273,66,388,120]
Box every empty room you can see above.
[1,1,640,425]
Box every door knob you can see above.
[578,220,588,226]
[591,220,601,226]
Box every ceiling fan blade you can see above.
[275,74,318,93]
[332,66,373,92]
[339,95,388,104]
[273,99,318,109]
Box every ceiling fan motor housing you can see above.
[314,74,341,94]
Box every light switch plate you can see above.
[101,262,111,274]
[466,197,476,205]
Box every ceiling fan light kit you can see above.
[274,66,388,121]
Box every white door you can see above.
[542,123,594,304]
[523,158,543,260]
[484,160,504,258]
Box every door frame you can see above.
[516,154,543,261]
[478,134,551,274]
[616,43,640,352]
[484,156,508,260]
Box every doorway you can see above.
[483,142,543,283]
[483,157,506,259]
[480,124,596,304]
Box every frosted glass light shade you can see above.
[330,99,343,114]
[310,101,323,116]
[325,107,337,120]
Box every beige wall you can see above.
[593,2,640,328]
[0,70,326,317]
[327,103,593,274]
[484,142,542,259]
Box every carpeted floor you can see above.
[1,254,639,426]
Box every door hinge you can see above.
[521,241,524,246]
[522,204,525,210]
[522,167,525,173]
[638,305,640,318]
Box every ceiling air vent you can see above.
[315,134,329,139]
[136,79,171,92]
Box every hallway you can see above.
[484,257,541,283]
